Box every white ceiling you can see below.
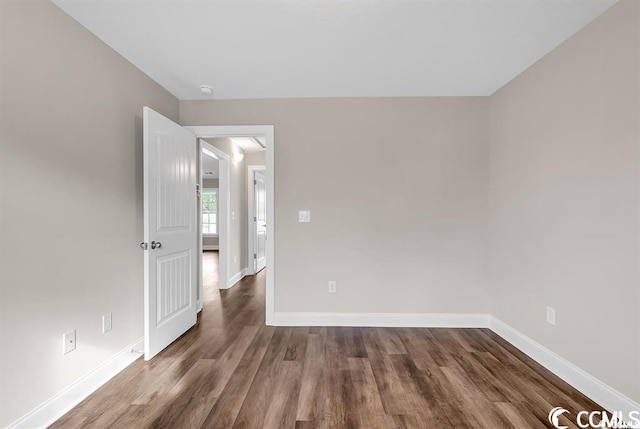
[231,137,266,154]
[52,0,616,100]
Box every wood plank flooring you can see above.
[51,251,604,428]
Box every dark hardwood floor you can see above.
[51,251,603,428]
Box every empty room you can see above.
[1,0,639,428]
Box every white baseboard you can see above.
[222,268,248,290]
[489,316,640,416]
[8,337,144,429]
[272,312,490,328]
[202,245,219,250]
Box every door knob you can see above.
[151,241,162,249]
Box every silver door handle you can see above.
[151,241,162,249]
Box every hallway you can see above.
[202,250,220,302]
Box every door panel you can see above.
[143,107,197,361]
[156,251,191,325]
[255,171,267,272]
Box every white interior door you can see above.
[254,171,267,272]
[143,107,197,361]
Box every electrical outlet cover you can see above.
[546,307,556,326]
[102,313,112,333]
[63,329,76,354]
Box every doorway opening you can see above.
[143,109,275,361]
[198,142,224,311]
[200,137,266,282]
[190,128,274,325]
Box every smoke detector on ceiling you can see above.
[200,85,214,96]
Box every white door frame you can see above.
[186,126,275,325]
[197,140,230,310]
[247,165,266,275]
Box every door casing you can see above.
[247,165,266,275]
[186,126,275,326]
[197,140,230,310]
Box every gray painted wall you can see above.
[0,0,179,425]
[488,0,640,403]
[181,98,491,315]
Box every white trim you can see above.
[246,165,266,276]
[8,338,143,429]
[197,143,204,313]
[202,245,219,250]
[272,312,490,328]
[186,126,275,325]
[489,316,640,417]
[222,268,249,290]
[197,140,230,315]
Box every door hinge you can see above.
[254,216,257,222]
[254,254,257,259]
[254,179,257,185]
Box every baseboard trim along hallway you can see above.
[221,268,249,290]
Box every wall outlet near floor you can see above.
[63,329,76,354]
[328,280,337,294]
[546,306,556,326]
[102,312,112,333]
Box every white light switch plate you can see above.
[298,211,311,223]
